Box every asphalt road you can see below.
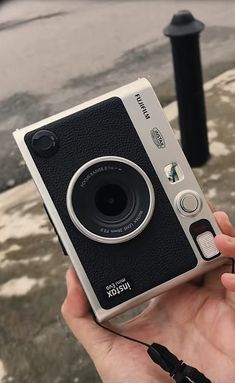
[0,0,235,192]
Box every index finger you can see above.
[214,211,235,237]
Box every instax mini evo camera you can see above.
[13,79,225,322]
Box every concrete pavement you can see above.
[1,0,235,191]
[0,69,235,383]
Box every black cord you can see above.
[95,261,235,382]
[96,320,149,348]
[95,318,212,383]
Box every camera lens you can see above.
[95,184,128,217]
[66,157,155,244]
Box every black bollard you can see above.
[164,10,209,167]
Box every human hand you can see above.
[61,211,235,383]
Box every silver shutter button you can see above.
[175,190,202,216]
[196,231,219,259]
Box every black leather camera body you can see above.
[14,79,224,321]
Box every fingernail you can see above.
[223,273,235,280]
[226,217,233,229]
[223,212,229,220]
[66,270,71,290]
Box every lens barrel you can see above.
[67,157,155,244]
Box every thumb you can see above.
[61,268,116,360]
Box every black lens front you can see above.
[69,159,152,240]
[95,184,127,217]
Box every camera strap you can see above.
[96,321,212,383]
[147,343,211,383]
[96,259,235,382]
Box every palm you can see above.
[62,212,235,383]
[96,265,235,383]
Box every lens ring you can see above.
[66,156,155,244]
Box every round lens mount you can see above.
[66,156,155,244]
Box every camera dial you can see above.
[31,130,59,157]
[66,156,155,244]
[175,190,202,217]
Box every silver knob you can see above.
[175,190,202,217]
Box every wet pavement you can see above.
[0,69,235,383]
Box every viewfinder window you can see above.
[164,162,184,184]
